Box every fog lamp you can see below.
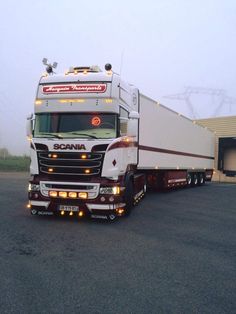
[49,191,58,197]
[78,192,87,199]
[59,191,67,198]
[68,192,77,198]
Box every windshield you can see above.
[34,113,118,139]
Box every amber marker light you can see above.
[35,99,42,105]
[69,211,73,216]
[117,208,125,215]
[74,99,85,103]
[27,203,31,209]
[61,210,65,216]
[78,192,88,199]
[49,191,58,197]
[85,169,90,174]
[78,211,84,217]
[123,136,132,143]
[52,154,58,158]
[68,192,77,198]
[105,98,113,103]
[81,154,87,159]
[59,191,67,198]
[48,168,54,172]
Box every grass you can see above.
[0,156,30,172]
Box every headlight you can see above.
[100,186,120,195]
[28,183,40,192]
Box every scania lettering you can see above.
[27,62,215,220]
[53,144,86,150]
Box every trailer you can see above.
[138,94,214,189]
[26,62,214,220]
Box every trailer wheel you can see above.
[124,178,134,216]
[143,182,147,197]
[198,173,205,186]
[191,174,198,186]
[187,173,192,186]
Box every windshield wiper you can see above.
[39,133,64,139]
[70,132,98,139]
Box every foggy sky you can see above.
[0,0,236,155]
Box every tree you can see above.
[0,148,10,159]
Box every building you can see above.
[197,116,236,183]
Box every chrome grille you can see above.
[38,151,104,176]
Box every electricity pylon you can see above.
[164,86,236,119]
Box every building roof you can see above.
[197,116,236,137]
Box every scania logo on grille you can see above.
[53,144,86,150]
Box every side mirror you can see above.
[26,114,33,138]
[127,112,139,137]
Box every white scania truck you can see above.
[27,63,215,220]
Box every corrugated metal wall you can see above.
[197,116,236,183]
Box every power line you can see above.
[164,86,236,118]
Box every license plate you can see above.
[59,205,79,212]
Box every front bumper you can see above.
[28,199,125,214]
[28,179,126,217]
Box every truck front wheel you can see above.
[124,179,134,216]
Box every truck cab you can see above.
[27,64,144,220]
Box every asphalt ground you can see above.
[0,172,235,314]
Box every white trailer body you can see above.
[138,94,215,171]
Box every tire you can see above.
[191,173,198,187]
[143,181,147,197]
[124,178,134,216]
[198,173,205,186]
[187,173,192,186]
